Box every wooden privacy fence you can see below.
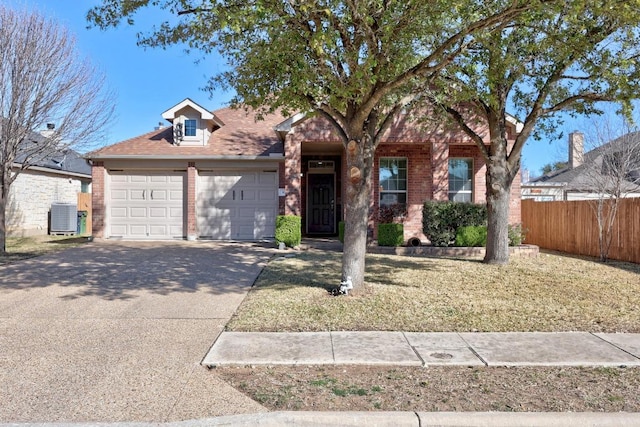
[77,192,92,236]
[522,198,640,263]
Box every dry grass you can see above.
[1,235,91,265]
[227,250,640,332]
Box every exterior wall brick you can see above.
[91,162,105,238]
[7,170,86,236]
[284,133,302,216]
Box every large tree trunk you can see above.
[0,186,7,255]
[341,134,374,292]
[484,144,514,265]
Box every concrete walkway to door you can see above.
[0,241,273,423]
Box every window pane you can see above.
[448,158,472,202]
[379,157,407,208]
[185,119,197,136]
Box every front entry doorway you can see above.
[307,172,335,234]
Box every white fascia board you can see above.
[161,98,215,121]
[274,112,307,132]
[505,113,524,134]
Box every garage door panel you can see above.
[149,175,169,183]
[130,175,147,183]
[241,190,256,202]
[129,224,148,236]
[150,189,168,201]
[111,207,127,218]
[259,190,276,201]
[259,172,277,185]
[149,207,168,218]
[109,171,184,239]
[130,190,146,201]
[197,170,277,240]
[111,189,127,200]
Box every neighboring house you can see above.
[523,132,640,201]
[8,135,92,236]
[88,98,522,242]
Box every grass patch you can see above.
[2,235,91,265]
[227,250,640,332]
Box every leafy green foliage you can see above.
[338,221,345,244]
[275,215,301,248]
[377,223,404,247]
[455,226,488,247]
[422,201,487,247]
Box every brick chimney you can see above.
[569,131,584,169]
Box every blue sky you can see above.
[6,0,615,177]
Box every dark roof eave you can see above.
[12,163,92,179]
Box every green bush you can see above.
[378,223,404,246]
[275,215,301,247]
[338,221,345,243]
[455,226,487,247]
[422,201,487,247]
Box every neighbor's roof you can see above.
[533,131,640,191]
[14,131,91,177]
[88,106,287,159]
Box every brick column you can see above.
[284,134,302,215]
[431,140,449,201]
[187,162,197,240]
[91,161,105,238]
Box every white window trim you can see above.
[448,158,474,202]
[379,157,408,206]
[184,118,198,138]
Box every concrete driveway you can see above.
[0,241,272,423]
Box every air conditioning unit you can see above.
[50,203,77,233]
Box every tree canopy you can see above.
[88,0,640,277]
[424,0,640,262]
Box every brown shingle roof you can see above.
[88,106,286,158]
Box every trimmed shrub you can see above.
[275,215,301,247]
[378,223,404,246]
[455,226,487,247]
[422,201,487,247]
[338,221,345,243]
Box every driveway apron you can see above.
[0,241,271,422]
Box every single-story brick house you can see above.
[88,98,522,241]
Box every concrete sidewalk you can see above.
[203,331,640,367]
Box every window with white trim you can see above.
[379,157,407,206]
[184,119,197,137]
[448,158,473,202]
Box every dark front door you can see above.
[307,173,335,234]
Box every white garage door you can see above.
[197,170,278,239]
[109,172,185,239]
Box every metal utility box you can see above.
[50,203,77,233]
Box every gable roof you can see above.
[88,106,287,159]
[12,130,91,177]
[161,98,225,128]
[532,131,640,191]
